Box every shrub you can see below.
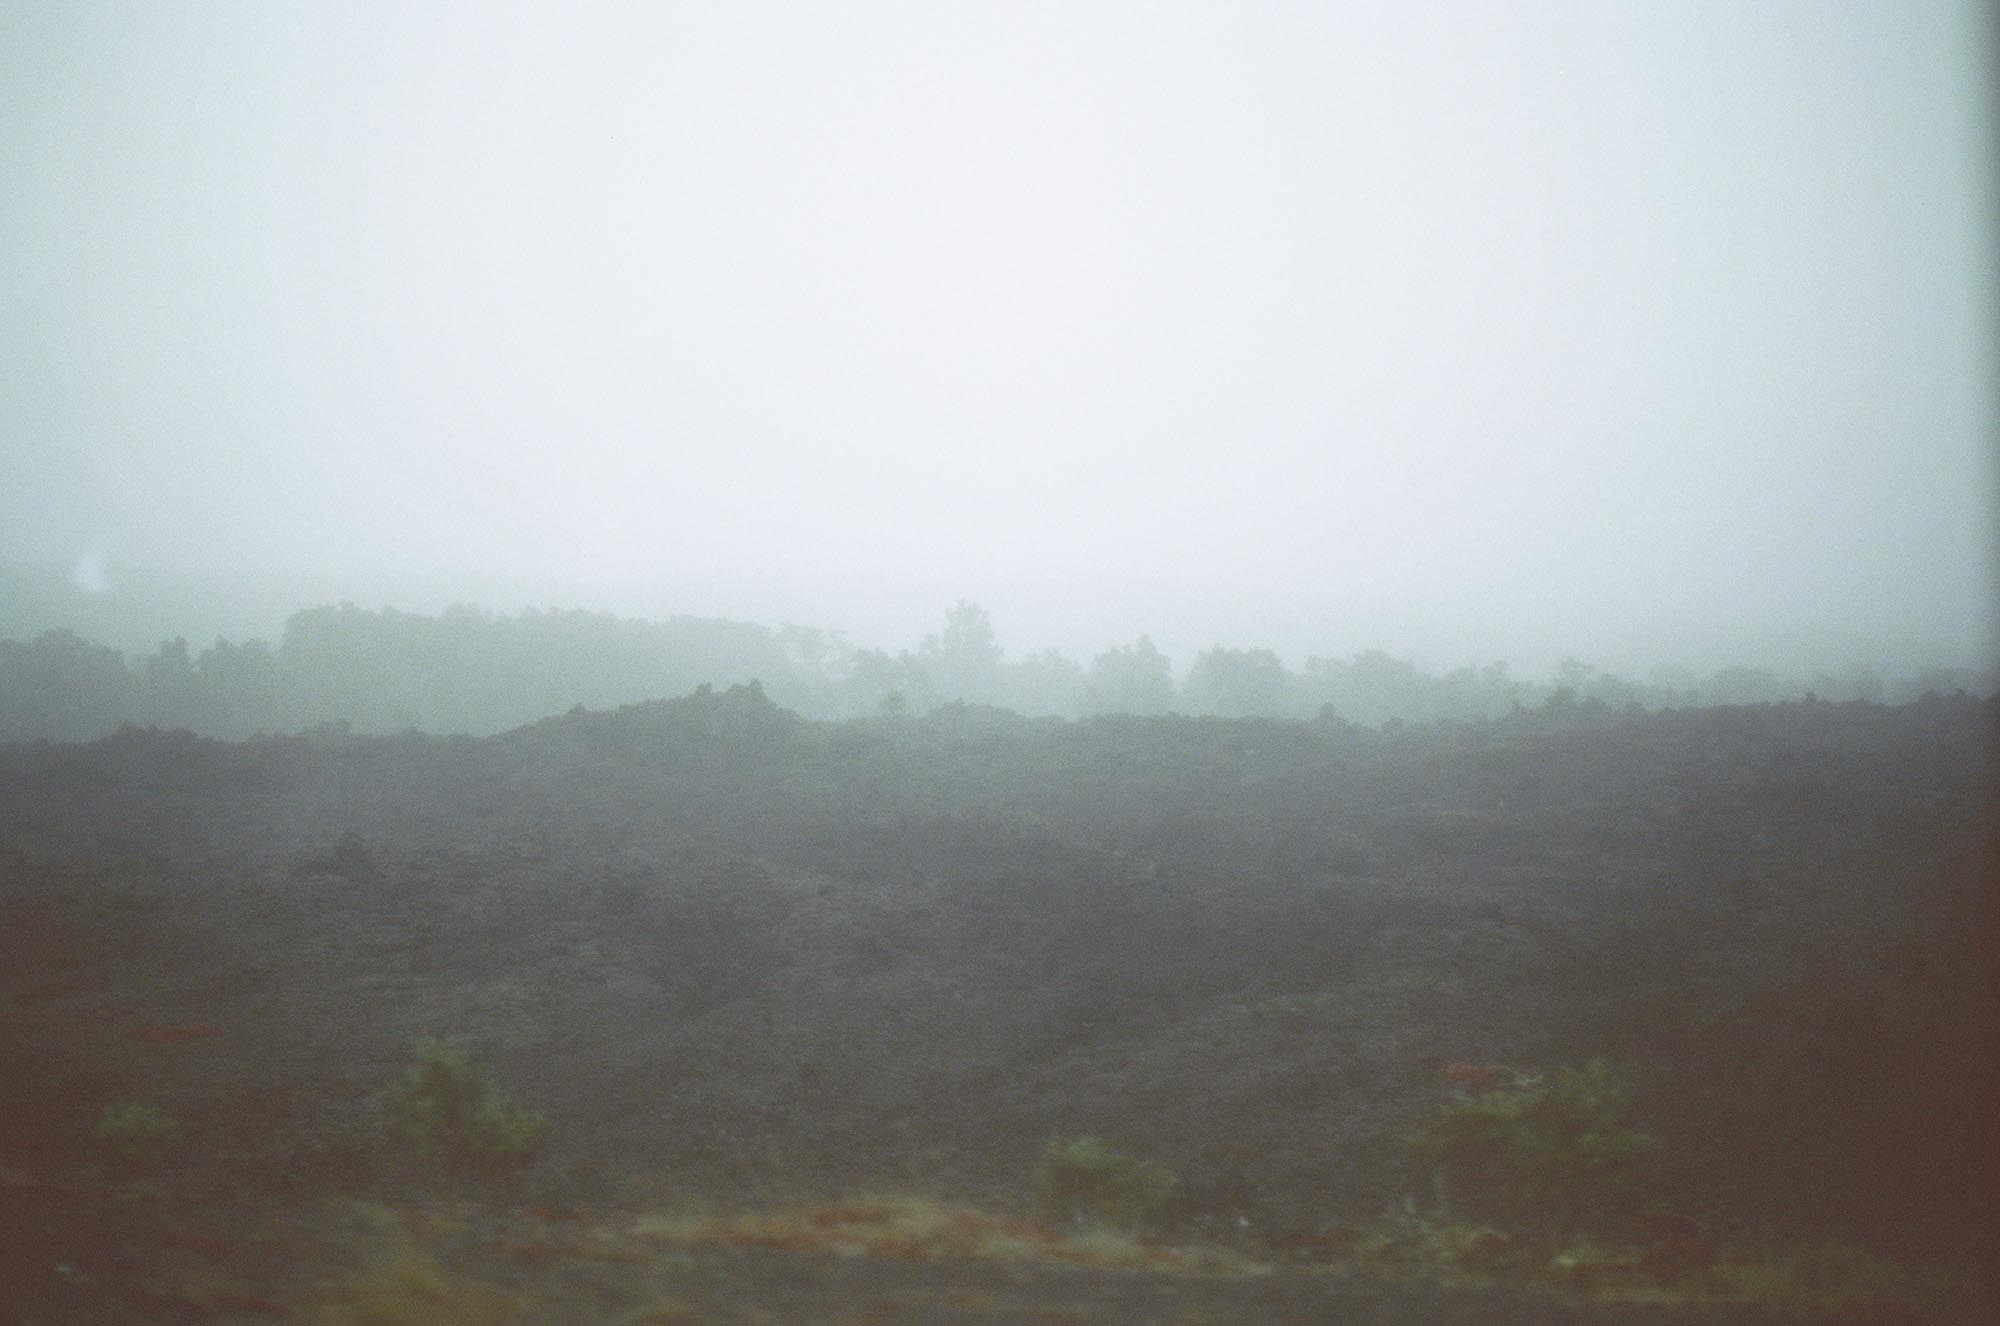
[383,1038,544,1173]
[94,1102,179,1168]
[1035,1136,1178,1232]
[1408,1058,1658,1234]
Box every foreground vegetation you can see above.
[30,1050,1983,1322]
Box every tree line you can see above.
[0,598,1985,743]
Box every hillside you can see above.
[1,690,1992,1322]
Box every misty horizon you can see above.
[4,2,1995,686]
[3,553,1990,698]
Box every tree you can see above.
[841,648,932,716]
[918,601,1003,705]
[1002,648,1086,717]
[138,636,202,729]
[0,629,140,741]
[1182,645,1291,718]
[1084,636,1176,715]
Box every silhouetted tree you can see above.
[1084,636,1176,715]
[1001,648,1086,717]
[1183,645,1292,717]
[919,601,1003,705]
[0,629,138,740]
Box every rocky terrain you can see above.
[2,688,1992,1322]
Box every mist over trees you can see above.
[0,598,1989,744]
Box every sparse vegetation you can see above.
[93,1101,179,1168]
[634,1196,1249,1274]
[313,1244,524,1326]
[1350,1199,1536,1280]
[1035,1137,1179,1233]
[1697,1242,1983,1318]
[1407,1059,1660,1235]
[0,678,1986,1321]
[383,1037,545,1173]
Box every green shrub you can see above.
[94,1102,179,1167]
[1035,1136,1178,1232]
[1408,1059,1658,1234]
[383,1038,544,1173]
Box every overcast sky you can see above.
[3,1,1993,675]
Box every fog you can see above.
[3,1,1993,678]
